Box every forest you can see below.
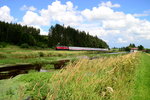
[48,24,109,48]
[0,21,109,48]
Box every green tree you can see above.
[138,45,144,50]
[129,43,136,48]
[48,24,109,48]
[0,21,43,47]
[125,47,131,51]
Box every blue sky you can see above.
[0,0,150,48]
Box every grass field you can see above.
[132,53,150,100]
[1,46,150,100]
[0,46,85,65]
[0,45,114,65]
[0,52,141,100]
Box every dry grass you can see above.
[23,53,139,100]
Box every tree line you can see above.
[0,21,109,48]
[112,43,145,51]
[0,21,48,48]
[48,24,109,48]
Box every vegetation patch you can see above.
[0,53,140,100]
[132,53,150,100]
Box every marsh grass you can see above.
[13,53,139,100]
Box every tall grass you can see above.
[16,53,139,100]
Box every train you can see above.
[56,46,109,51]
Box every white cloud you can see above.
[76,23,107,36]
[21,0,84,35]
[40,0,82,25]
[100,1,120,8]
[20,5,37,11]
[80,1,150,43]
[23,11,50,26]
[77,24,121,37]
[139,35,150,40]
[132,9,150,17]
[126,20,150,37]
[22,0,82,27]
[0,1,150,47]
[102,20,126,29]
[20,0,150,43]
[133,13,149,17]
[81,5,125,21]
[0,6,14,22]
[82,6,114,21]
[117,38,127,43]
[126,35,135,41]
[35,26,48,35]
[40,29,48,35]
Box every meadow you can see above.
[0,45,113,66]
[132,53,150,100]
[1,47,147,100]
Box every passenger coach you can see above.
[56,46,108,51]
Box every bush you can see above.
[20,43,30,48]
[36,42,48,48]
[0,42,8,48]
[145,49,150,53]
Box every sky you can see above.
[0,0,150,48]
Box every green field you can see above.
[132,53,150,100]
[0,46,150,100]
[0,45,114,66]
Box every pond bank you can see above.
[0,59,70,79]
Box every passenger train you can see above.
[56,46,109,51]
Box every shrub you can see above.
[20,43,29,48]
[0,42,8,48]
[36,42,48,48]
